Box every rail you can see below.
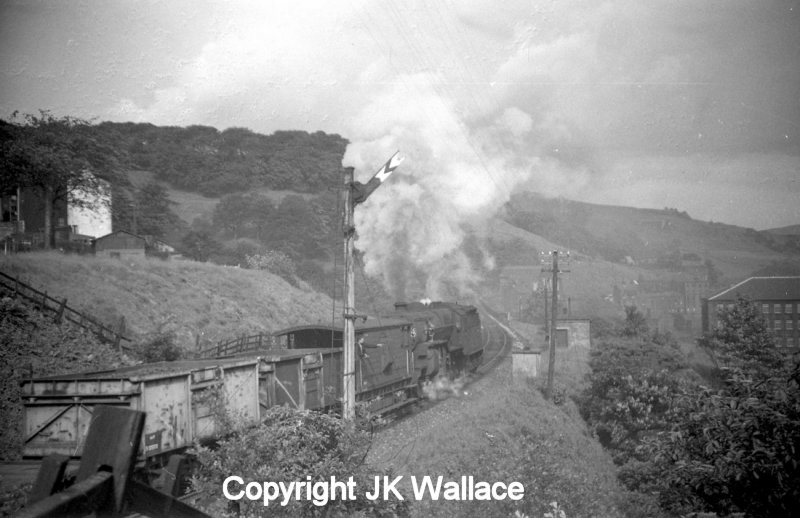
[0,270,132,353]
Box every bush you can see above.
[245,251,298,285]
[191,406,408,517]
[140,331,182,362]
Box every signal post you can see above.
[342,152,403,420]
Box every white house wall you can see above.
[67,180,112,238]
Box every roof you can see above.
[708,276,800,302]
[94,230,145,242]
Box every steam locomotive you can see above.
[21,301,483,460]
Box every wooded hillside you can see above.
[98,122,348,195]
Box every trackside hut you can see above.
[94,230,145,258]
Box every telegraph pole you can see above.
[341,152,403,420]
[542,251,569,400]
[543,280,549,339]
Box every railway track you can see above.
[475,313,511,374]
[383,308,512,422]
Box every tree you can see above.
[133,181,175,238]
[0,111,119,248]
[180,230,220,262]
[699,296,783,376]
[638,297,800,516]
[621,305,649,337]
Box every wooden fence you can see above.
[0,270,132,353]
[200,332,276,358]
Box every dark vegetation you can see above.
[1,112,125,249]
[191,406,408,518]
[0,296,133,461]
[99,122,348,196]
[581,301,800,517]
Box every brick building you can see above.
[703,276,800,348]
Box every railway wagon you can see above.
[271,316,423,414]
[20,302,482,460]
[21,356,264,460]
[19,318,419,459]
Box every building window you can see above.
[787,320,794,331]
[774,303,782,314]
[775,320,783,330]
[762,304,770,313]
[787,304,794,314]
[727,303,734,311]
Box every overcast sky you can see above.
[1,0,798,230]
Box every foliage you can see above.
[245,250,297,282]
[139,330,182,362]
[640,370,800,517]
[636,298,800,516]
[620,305,649,337]
[132,181,179,238]
[97,122,347,196]
[191,406,408,517]
[180,230,222,262]
[699,296,783,376]
[211,193,333,264]
[1,111,121,247]
[580,335,690,464]
[584,297,800,517]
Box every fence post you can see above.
[115,316,126,352]
[54,298,67,324]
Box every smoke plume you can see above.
[344,74,538,301]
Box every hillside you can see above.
[0,252,337,354]
[766,224,800,236]
[502,192,799,282]
[100,122,348,196]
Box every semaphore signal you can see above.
[342,152,403,420]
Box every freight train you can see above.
[20,301,482,461]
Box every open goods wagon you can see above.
[20,317,419,460]
[21,303,483,461]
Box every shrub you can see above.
[245,251,297,284]
[191,406,408,517]
[139,331,182,362]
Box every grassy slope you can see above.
[0,252,336,354]
[507,192,792,282]
[369,332,625,518]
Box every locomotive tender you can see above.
[20,301,482,461]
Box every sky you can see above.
[1,0,799,231]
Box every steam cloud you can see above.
[344,74,538,301]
